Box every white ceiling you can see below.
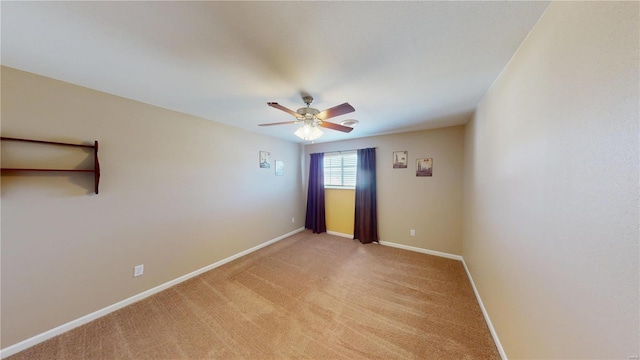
[1,1,549,143]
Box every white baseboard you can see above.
[378,240,463,261]
[326,230,353,239]
[378,240,506,359]
[0,227,305,359]
[461,259,507,360]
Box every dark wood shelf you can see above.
[1,137,101,194]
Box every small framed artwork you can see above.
[393,151,408,168]
[275,160,284,176]
[259,151,271,168]
[416,158,433,177]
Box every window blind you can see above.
[324,151,357,188]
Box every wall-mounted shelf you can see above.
[0,137,100,194]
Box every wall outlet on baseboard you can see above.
[291,217,295,223]
[410,229,415,236]
[134,264,144,277]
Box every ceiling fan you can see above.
[259,95,355,140]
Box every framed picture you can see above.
[259,151,271,168]
[275,160,284,176]
[393,151,408,168]
[416,158,433,177]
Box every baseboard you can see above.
[378,240,463,261]
[326,230,353,239]
[377,240,506,359]
[0,227,305,359]
[461,259,508,360]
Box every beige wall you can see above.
[305,126,465,255]
[0,67,305,348]
[462,2,639,358]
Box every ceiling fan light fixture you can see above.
[264,95,356,139]
[294,122,323,141]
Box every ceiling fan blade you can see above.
[319,121,354,133]
[267,102,299,117]
[258,121,299,127]
[317,102,355,120]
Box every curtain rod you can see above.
[323,147,378,154]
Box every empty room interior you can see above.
[1,2,638,359]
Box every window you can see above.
[324,151,357,188]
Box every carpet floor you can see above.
[7,231,500,359]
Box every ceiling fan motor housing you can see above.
[297,107,320,117]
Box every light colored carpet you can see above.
[7,231,500,359]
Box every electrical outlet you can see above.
[134,264,144,277]
[291,217,295,223]
[410,229,415,236]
